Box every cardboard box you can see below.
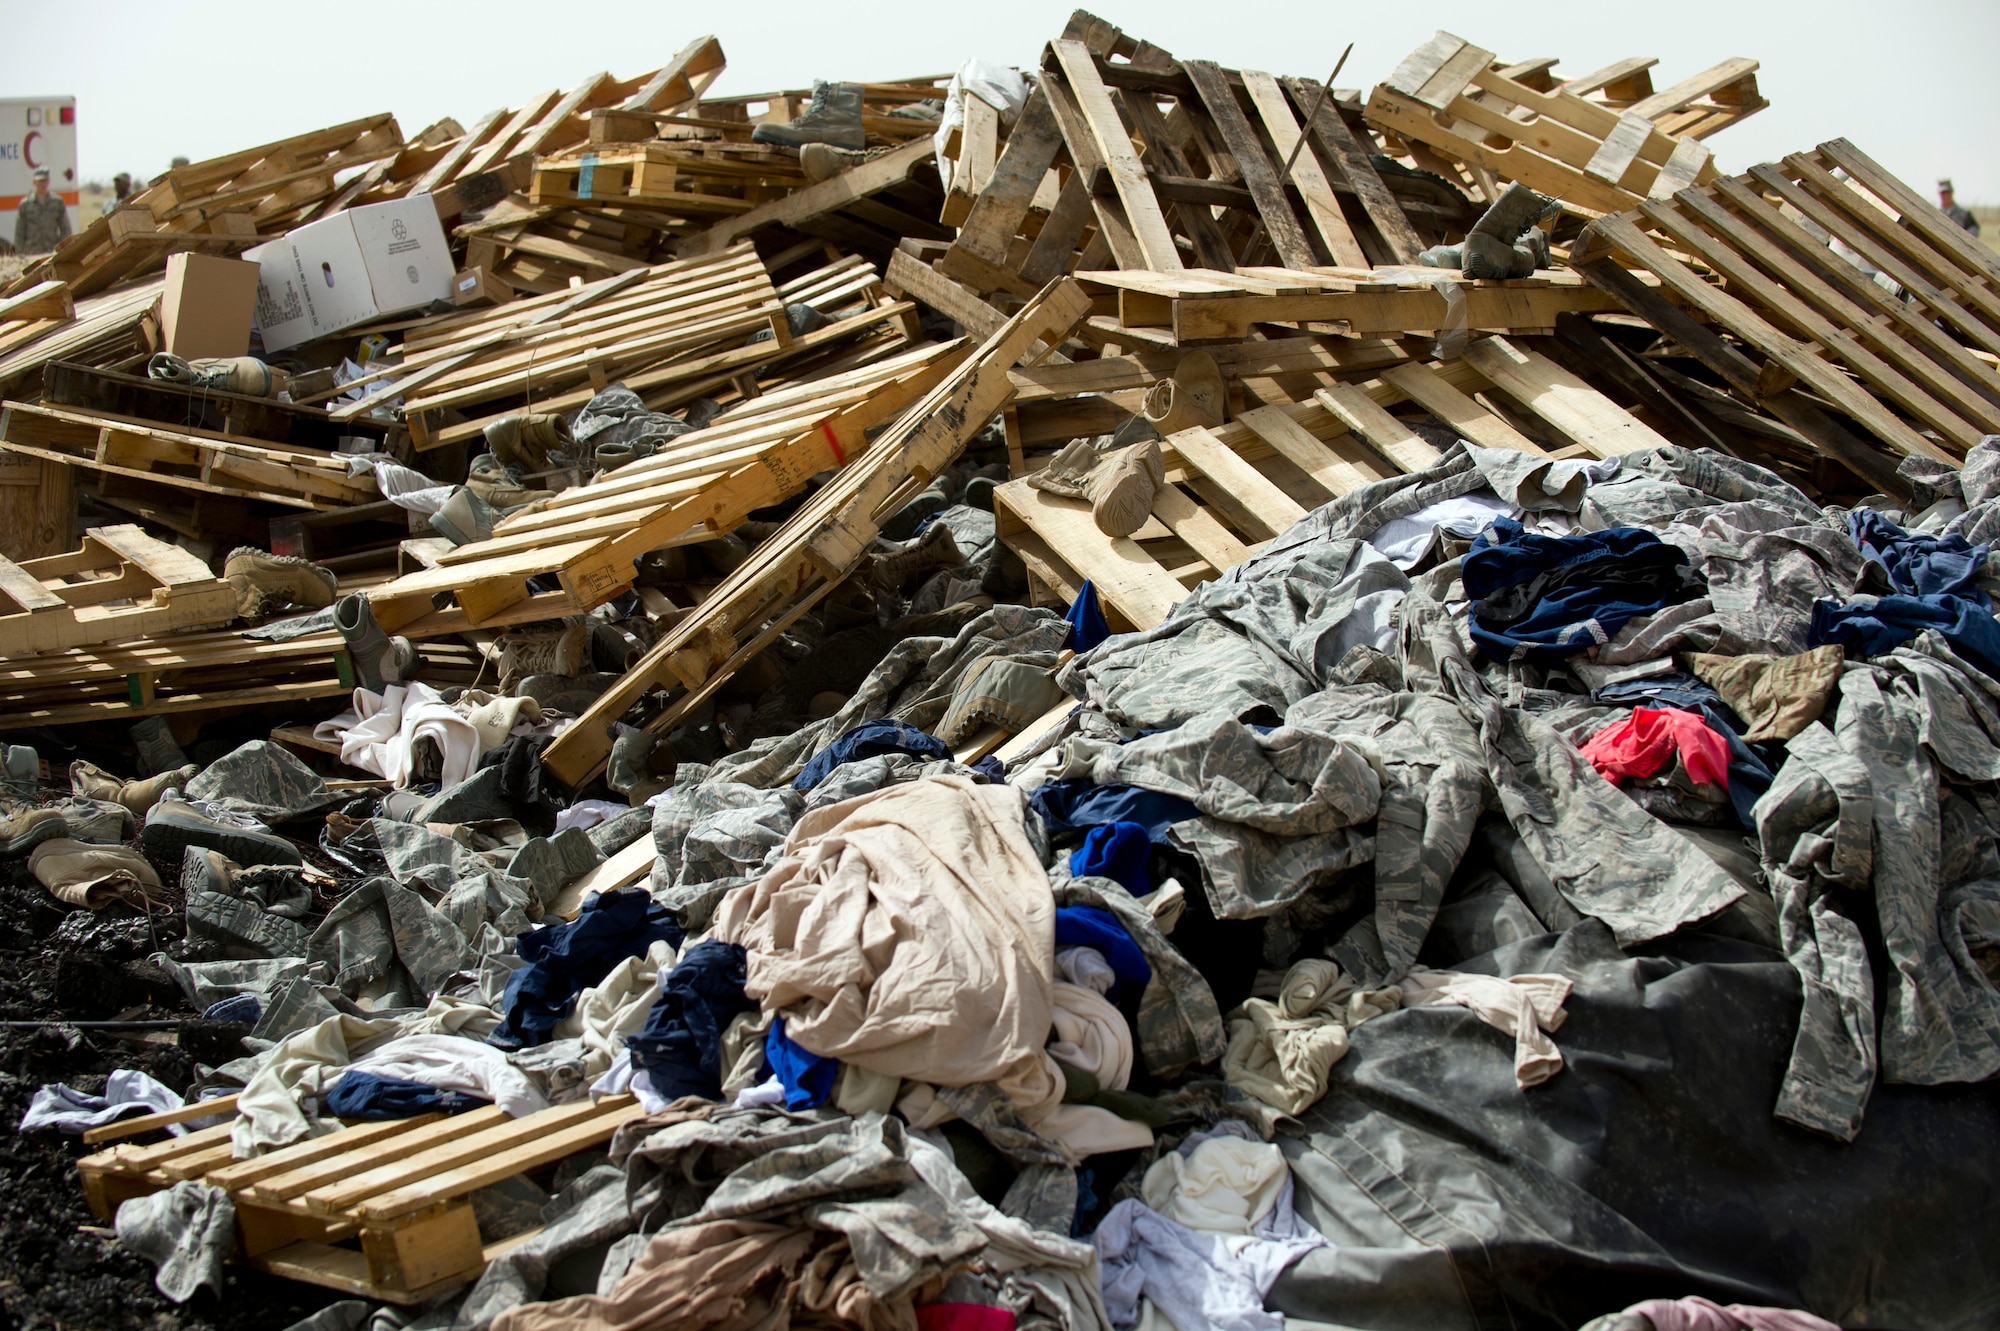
[247,197,454,354]
[451,265,513,310]
[161,253,261,360]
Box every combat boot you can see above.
[868,522,964,593]
[607,730,677,804]
[71,759,198,817]
[496,624,590,694]
[801,143,869,183]
[187,891,309,959]
[1088,439,1165,538]
[130,718,190,777]
[142,796,301,866]
[2,744,39,799]
[1460,183,1558,280]
[334,594,415,693]
[430,485,497,546]
[180,845,239,898]
[751,81,866,151]
[1141,350,1226,436]
[0,806,67,856]
[483,413,574,472]
[464,454,541,511]
[223,547,338,620]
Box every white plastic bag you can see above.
[934,58,1032,193]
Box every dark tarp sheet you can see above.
[1270,920,2000,1331]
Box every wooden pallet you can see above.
[1076,265,1625,345]
[78,1094,642,1305]
[367,338,963,632]
[536,275,1093,788]
[1556,55,1767,141]
[0,525,239,659]
[1366,32,1722,216]
[41,361,394,454]
[529,141,804,214]
[673,137,951,260]
[1571,138,2000,495]
[0,402,374,511]
[996,332,1674,629]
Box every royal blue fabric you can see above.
[1055,906,1151,991]
[1849,508,1989,601]
[1030,780,1200,843]
[324,1072,487,1120]
[490,889,684,1051]
[1464,518,1701,664]
[1068,821,1152,895]
[971,755,1006,783]
[626,939,757,1102]
[792,719,950,791]
[1809,595,2000,678]
[765,1017,838,1111]
[1066,581,1111,653]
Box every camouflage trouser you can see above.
[1759,649,2000,1139]
[184,740,339,825]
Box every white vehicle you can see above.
[0,96,80,245]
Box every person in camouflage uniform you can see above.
[12,168,70,255]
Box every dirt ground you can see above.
[0,805,348,1329]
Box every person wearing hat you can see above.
[1938,178,1980,237]
[12,166,71,255]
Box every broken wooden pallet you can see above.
[367,338,964,632]
[78,1094,642,1304]
[1077,265,1624,344]
[537,274,1093,788]
[0,525,239,659]
[997,332,1674,629]
[673,136,951,260]
[1558,55,1767,141]
[0,401,375,511]
[528,140,805,214]
[1571,137,2000,494]
[1366,32,1721,215]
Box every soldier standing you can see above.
[1938,178,1981,237]
[13,167,71,255]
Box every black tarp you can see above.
[1269,920,2000,1330]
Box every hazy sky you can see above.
[7,0,1997,201]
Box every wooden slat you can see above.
[1460,336,1673,457]
[1049,40,1184,272]
[1313,383,1443,473]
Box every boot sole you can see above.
[141,811,301,867]
[0,818,68,856]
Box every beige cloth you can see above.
[554,938,676,1082]
[1400,968,1573,1088]
[713,776,1064,1121]
[492,1218,917,1331]
[1049,981,1133,1092]
[1222,959,1400,1117]
[1686,645,1844,742]
[1141,1135,1288,1234]
[28,838,162,910]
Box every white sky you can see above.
[6,0,1998,202]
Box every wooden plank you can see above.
[1461,336,1673,457]
[678,138,933,256]
[995,480,1187,626]
[1814,139,2000,289]
[1313,383,1443,473]
[549,835,657,920]
[1629,58,1761,119]
[1279,76,1423,265]
[1049,40,1184,272]
[80,1094,240,1146]
[1638,197,1990,449]
[1165,426,1306,538]
[1183,60,1318,270]
[351,1097,639,1219]
[1234,404,1376,496]
[1240,70,1367,269]
[0,281,73,325]
[1581,214,1953,464]
[1150,483,1250,570]
[0,552,66,613]
[1380,363,1544,453]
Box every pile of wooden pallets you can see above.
[0,9,1979,766]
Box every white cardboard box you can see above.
[248,197,454,353]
